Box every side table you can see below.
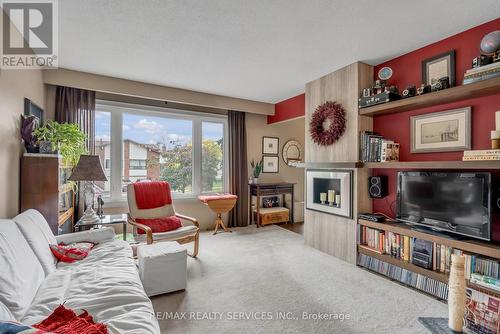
[74,214,128,241]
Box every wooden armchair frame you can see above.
[128,213,200,258]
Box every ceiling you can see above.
[59,1,500,104]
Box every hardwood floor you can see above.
[277,221,304,235]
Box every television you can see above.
[397,172,492,241]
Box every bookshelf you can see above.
[359,76,500,117]
[357,219,500,301]
[358,219,500,259]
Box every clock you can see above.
[282,140,303,167]
[378,67,393,81]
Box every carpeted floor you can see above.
[151,225,447,333]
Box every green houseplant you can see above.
[250,159,263,184]
[34,120,88,166]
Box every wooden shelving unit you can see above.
[357,245,448,283]
[364,161,500,170]
[358,219,500,259]
[359,76,500,117]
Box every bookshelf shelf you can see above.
[358,219,500,259]
[358,77,500,117]
[357,245,449,283]
[363,161,500,170]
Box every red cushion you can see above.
[49,242,94,263]
[34,304,108,334]
[133,181,172,209]
[135,216,182,234]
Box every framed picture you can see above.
[24,98,44,124]
[262,136,279,155]
[422,50,455,87]
[410,107,471,153]
[262,156,279,173]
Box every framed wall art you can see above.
[262,156,279,173]
[410,107,471,153]
[421,50,455,87]
[262,136,279,155]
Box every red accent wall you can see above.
[371,18,500,241]
[268,93,305,124]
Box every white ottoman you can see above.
[137,242,187,296]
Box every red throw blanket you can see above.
[133,181,172,209]
[34,305,108,334]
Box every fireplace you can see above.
[306,170,352,218]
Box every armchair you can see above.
[127,182,200,257]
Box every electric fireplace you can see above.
[306,170,352,218]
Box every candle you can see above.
[335,194,341,207]
[496,111,500,130]
[320,193,327,204]
[328,190,335,204]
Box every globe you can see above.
[480,30,500,55]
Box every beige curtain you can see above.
[55,86,96,153]
[227,110,248,227]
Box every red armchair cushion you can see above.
[133,181,172,209]
[135,216,182,234]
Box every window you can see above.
[94,111,111,198]
[95,101,227,202]
[129,159,147,170]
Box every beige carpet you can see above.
[151,225,447,333]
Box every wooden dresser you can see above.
[20,153,75,234]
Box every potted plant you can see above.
[20,115,40,153]
[250,159,263,184]
[34,120,88,166]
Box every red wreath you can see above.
[309,101,346,146]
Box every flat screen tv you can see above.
[397,172,492,241]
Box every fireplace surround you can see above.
[306,169,352,218]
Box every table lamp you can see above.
[69,155,108,223]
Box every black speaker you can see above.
[369,176,388,199]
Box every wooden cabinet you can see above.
[20,153,75,234]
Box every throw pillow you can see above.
[34,305,107,334]
[135,216,182,234]
[49,242,95,263]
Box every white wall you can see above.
[0,69,45,218]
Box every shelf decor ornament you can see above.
[309,101,346,146]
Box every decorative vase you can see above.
[448,254,466,332]
[253,177,259,184]
[39,141,56,154]
[25,144,39,153]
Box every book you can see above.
[463,149,500,156]
[463,155,500,161]
[465,62,500,75]
[470,273,500,293]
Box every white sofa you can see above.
[0,209,160,334]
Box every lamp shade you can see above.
[68,155,107,182]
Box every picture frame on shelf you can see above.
[262,156,279,173]
[262,136,279,155]
[410,107,471,153]
[421,50,455,87]
[24,98,44,125]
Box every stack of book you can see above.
[469,273,500,293]
[359,131,399,162]
[463,62,500,85]
[463,149,500,161]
